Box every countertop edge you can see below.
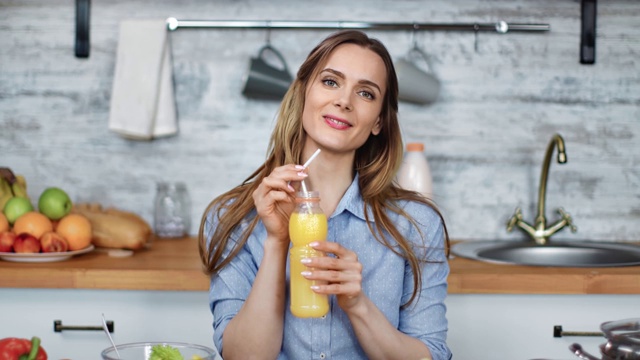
[0,267,210,291]
[447,272,640,294]
[1,238,639,294]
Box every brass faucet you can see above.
[507,133,577,245]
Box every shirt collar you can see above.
[331,172,375,222]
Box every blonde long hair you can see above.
[199,30,449,306]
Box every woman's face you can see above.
[302,43,386,155]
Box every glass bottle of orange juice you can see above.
[289,191,329,318]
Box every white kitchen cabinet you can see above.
[0,288,222,360]
[3,288,638,359]
[446,294,640,359]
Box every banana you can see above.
[0,169,30,210]
[0,178,13,211]
[15,175,27,192]
[11,180,28,199]
[0,178,10,194]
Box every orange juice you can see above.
[289,212,327,246]
[289,191,329,318]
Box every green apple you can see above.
[3,197,34,224]
[38,187,73,220]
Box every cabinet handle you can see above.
[553,325,602,338]
[54,319,114,333]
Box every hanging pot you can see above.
[570,318,640,360]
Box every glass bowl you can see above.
[101,342,218,360]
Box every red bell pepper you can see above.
[0,337,47,360]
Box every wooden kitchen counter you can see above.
[0,237,210,291]
[447,254,640,294]
[0,238,639,294]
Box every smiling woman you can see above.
[302,44,385,156]
[199,30,452,360]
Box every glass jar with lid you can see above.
[153,182,191,238]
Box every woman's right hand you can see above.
[252,164,308,243]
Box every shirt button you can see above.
[320,353,326,359]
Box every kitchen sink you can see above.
[451,240,640,267]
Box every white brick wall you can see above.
[1,0,638,241]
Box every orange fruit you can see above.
[0,213,9,233]
[56,213,92,251]
[12,211,53,239]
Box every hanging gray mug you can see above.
[242,44,293,101]
[395,47,441,105]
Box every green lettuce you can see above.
[149,344,184,360]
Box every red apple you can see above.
[0,231,17,252]
[40,231,69,253]
[13,233,41,253]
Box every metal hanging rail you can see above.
[166,18,550,34]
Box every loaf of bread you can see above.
[72,203,151,250]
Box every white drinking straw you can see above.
[302,148,322,169]
[300,149,321,193]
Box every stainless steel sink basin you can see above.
[451,241,640,267]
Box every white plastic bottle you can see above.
[396,142,433,198]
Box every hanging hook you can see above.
[473,23,480,52]
[411,23,420,50]
[265,21,272,45]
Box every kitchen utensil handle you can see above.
[54,319,114,333]
[553,325,603,338]
[569,343,600,360]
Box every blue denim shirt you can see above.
[204,175,451,360]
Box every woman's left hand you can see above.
[302,241,365,313]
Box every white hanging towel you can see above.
[108,19,177,140]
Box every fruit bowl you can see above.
[101,342,219,360]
